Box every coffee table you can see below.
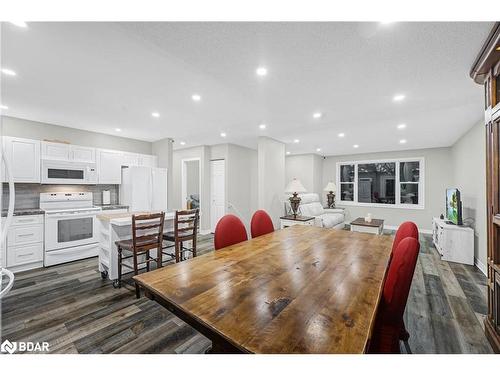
[350,217,384,235]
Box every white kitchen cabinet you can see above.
[138,154,157,167]
[96,149,124,184]
[122,152,139,167]
[42,141,96,163]
[71,145,96,163]
[2,136,41,183]
[42,141,71,160]
[4,214,44,273]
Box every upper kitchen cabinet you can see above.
[138,154,158,167]
[42,141,95,163]
[122,152,139,167]
[2,137,41,183]
[96,149,123,184]
[41,141,70,160]
[70,145,96,163]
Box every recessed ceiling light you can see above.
[9,21,27,28]
[380,21,395,25]
[1,68,17,76]
[399,139,407,144]
[353,144,359,148]
[115,128,121,132]
[0,104,8,110]
[293,139,300,143]
[397,123,407,129]
[220,132,227,138]
[151,112,160,118]
[313,112,322,119]
[393,94,406,102]
[256,67,268,76]
[338,133,345,138]
[180,141,186,146]
[316,148,322,152]
[496,46,500,51]
[259,124,267,129]
[192,94,201,102]
[286,151,291,155]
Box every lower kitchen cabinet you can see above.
[4,214,44,273]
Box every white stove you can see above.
[40,192,102,266]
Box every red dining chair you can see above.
[214,214,248,250]
[392,221,419,254]
[250,210,274,238]
[369,237,420,354]
[391,221,419,344]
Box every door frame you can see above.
[181,157,201,210]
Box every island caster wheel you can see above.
[112,280,121,289]
[100,270,108,280]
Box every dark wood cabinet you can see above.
[470,22,500,353]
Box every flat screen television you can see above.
[446,188,463,225]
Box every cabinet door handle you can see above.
[18,252,35,257]
[18,233,35,237]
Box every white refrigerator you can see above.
[120,166,168,212]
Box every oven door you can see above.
[41,160,95,184]
[45,211,98,251]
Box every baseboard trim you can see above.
[384,225,432,235]
[475,257,487,276]
[199,229,211,235]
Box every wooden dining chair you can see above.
[368,237,420,353]
[390,220,419,345]
[163,209,199,263]
[214,214,248,250]
[115,212,165,299]
[250,210,274,238]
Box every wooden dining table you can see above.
[134,225,393,353]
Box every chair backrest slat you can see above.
[132,212,165,252]
[174,208,199,241]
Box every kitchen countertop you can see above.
[97,211,175,226]
[94,204,129,211]
[1,208,45,217]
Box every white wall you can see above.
[451,120,486,270]
[185,160,200,197]
[226,144,258,231]
[2,116,152,154]
[285,154,324,196]
[322,147,454,232]
[258,137,285,228]
[152,138,173,209]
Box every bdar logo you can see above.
[1,339,17,354]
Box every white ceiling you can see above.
[0,22,493,155]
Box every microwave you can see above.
[41,160,97,184]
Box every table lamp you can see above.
[324,181,337,208]
[285,178,307,218]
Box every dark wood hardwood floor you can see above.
[0,232,493,354]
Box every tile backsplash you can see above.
[2,183,120,209]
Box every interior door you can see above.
[210,160,225,233]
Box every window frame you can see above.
[336,157,425,210]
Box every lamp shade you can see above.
[285,178,307,194]
[324,181,337,192]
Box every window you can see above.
[339,164,354,201]
[336,158,424,209]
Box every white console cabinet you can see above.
[432,217,474,265]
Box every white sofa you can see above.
[286,193,345,229]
